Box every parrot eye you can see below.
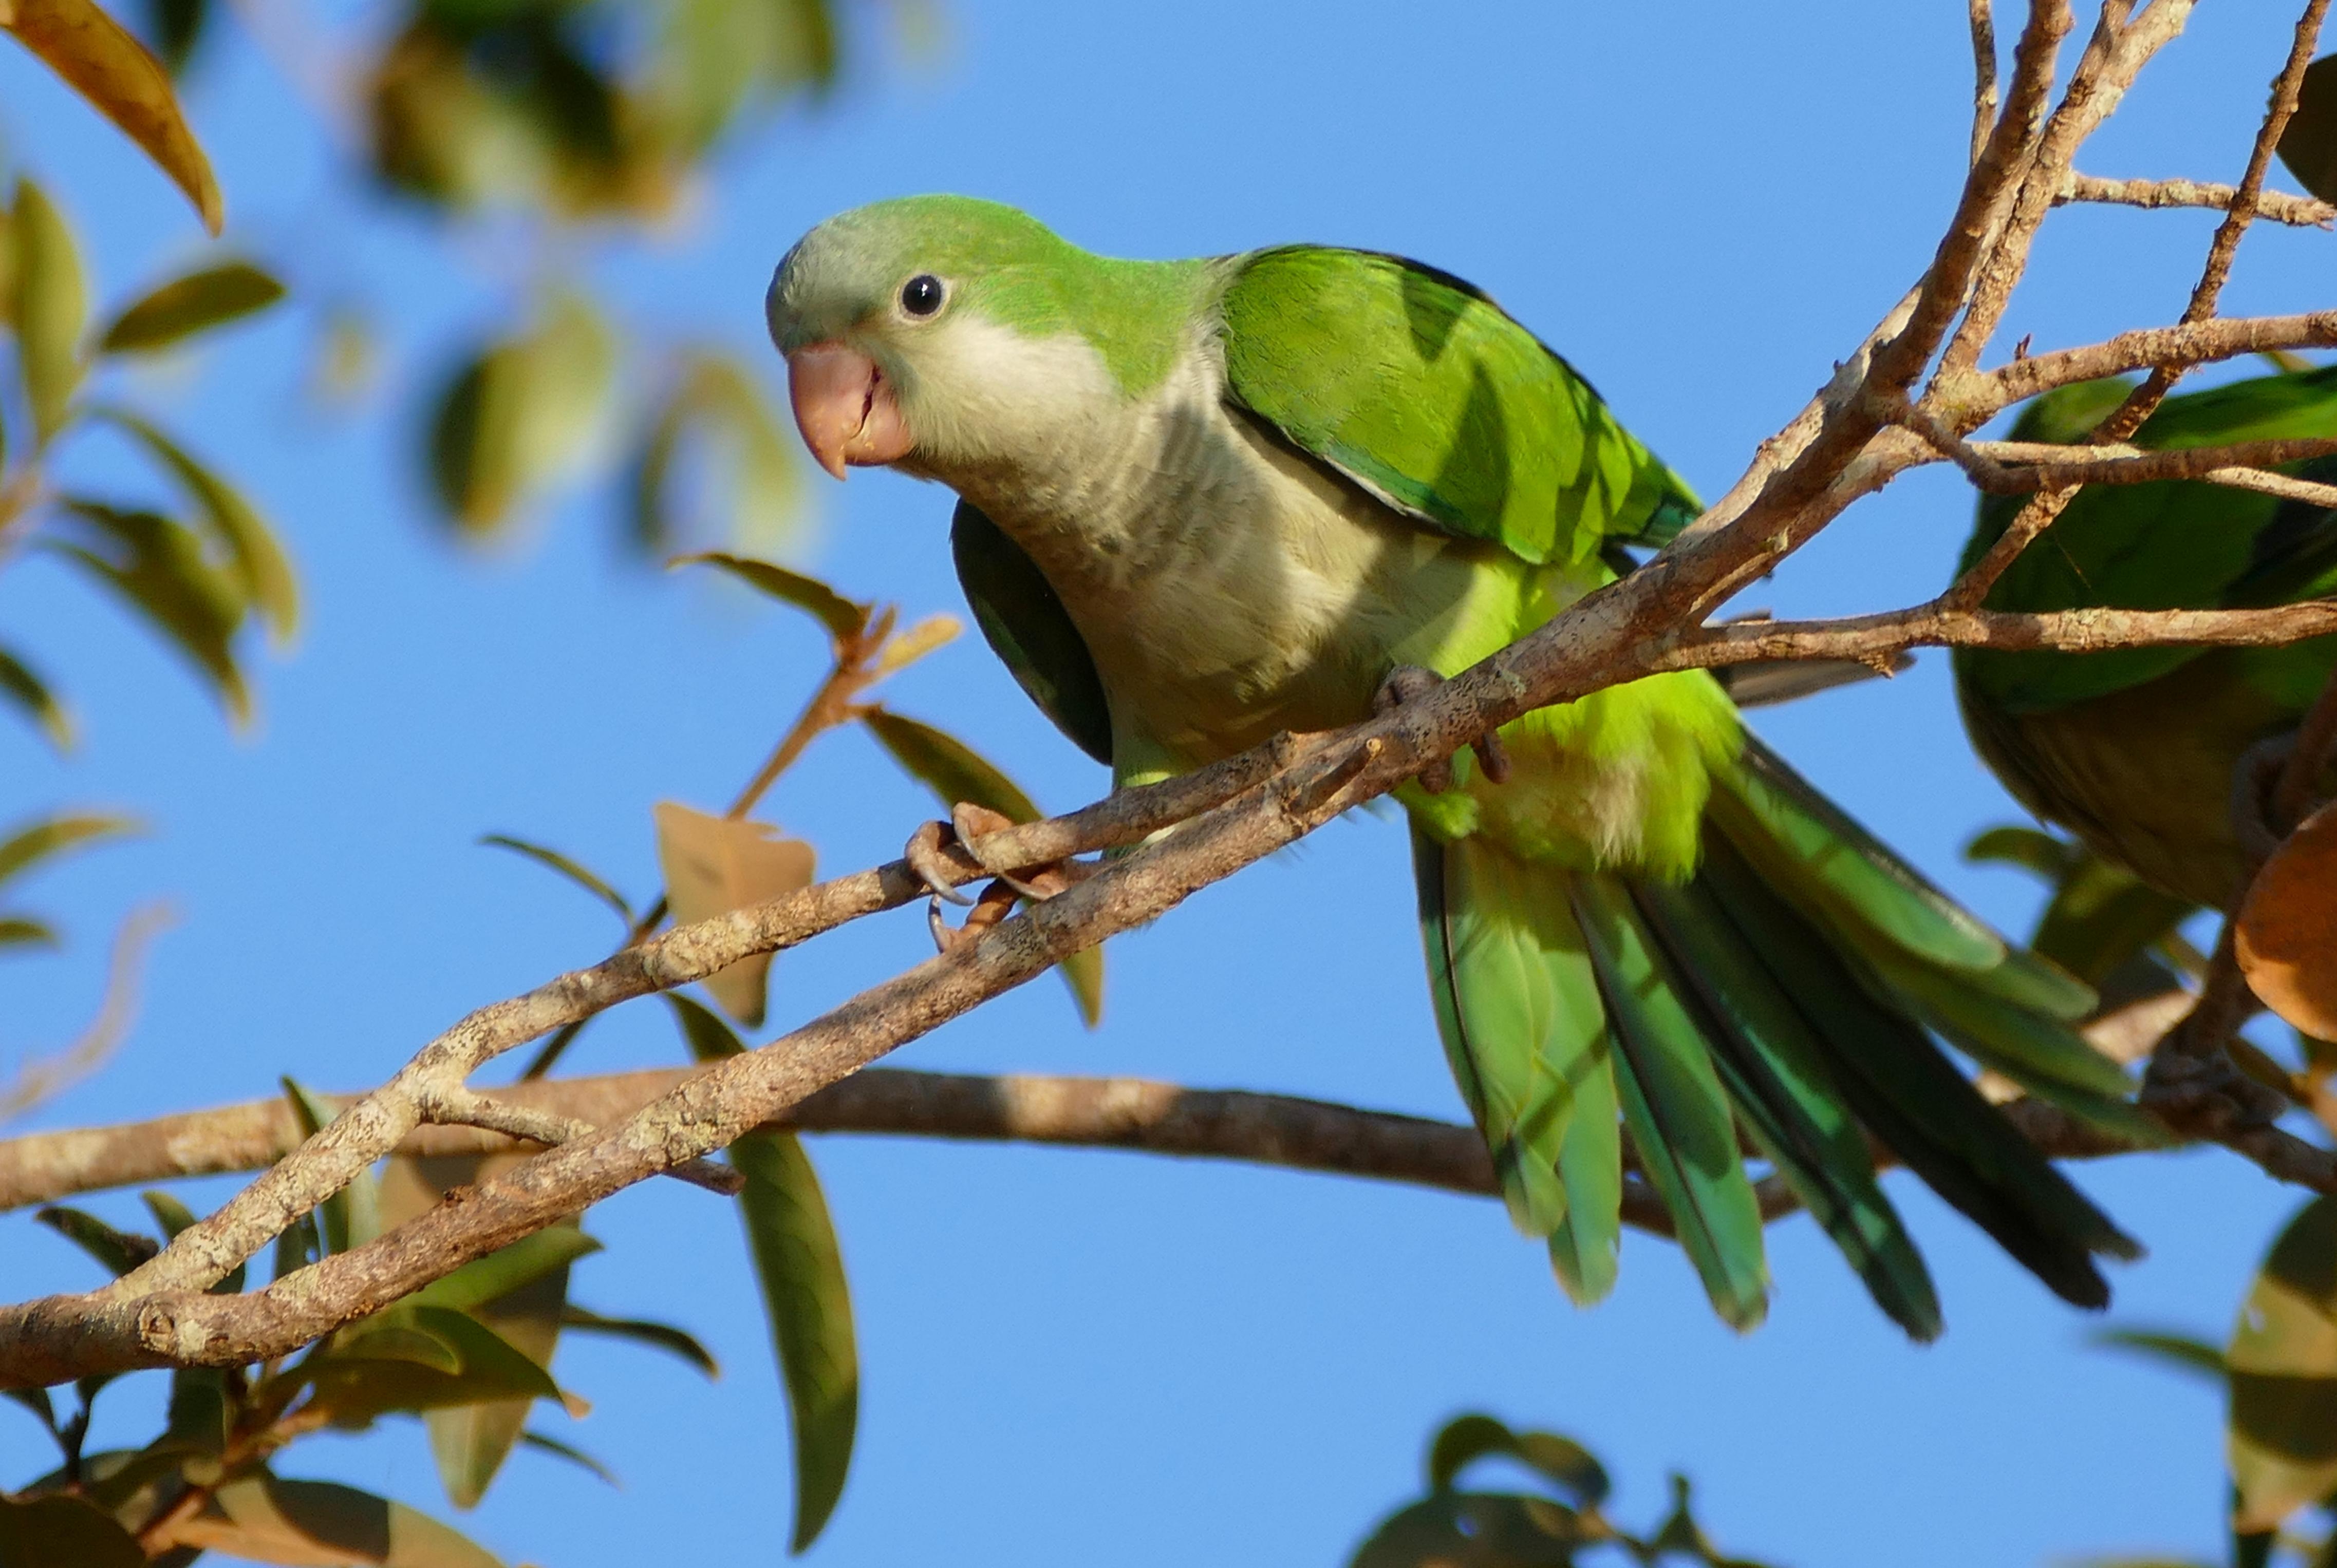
[900,274,946,318]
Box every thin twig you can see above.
[1972,0,2002,167]
[2058,171,2336,226]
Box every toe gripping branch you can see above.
[905,802,1090,954]
[1374,665,1510,795]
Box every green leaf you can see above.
[409,1228,602,1315]
[143,1190,245,1294]
[732,1129,858,1552]
[0,915,58,949]
[1349,1492,1583,1568]
[1965,824,2075,881]
[428,291,616,537]
[46,500,251,722]
[3,1383,58,1434]
[11,178,87,446]
[0,810,137,890]
[2279,55,2337,206]
[173,1474,504,1567]
[33,1204,159,1277]
[273,1211,320,1281]
[516,1428,618,1487]
[670,551,864,641]
[0,645,74,750]
[307,1305,563,1427]
[629,354,805,556]
[2230,1196,2337,1532]
[0,1492,144,1568]
[2094,1327,2228,1383]
[478,833,632,924]
[283,1078,381,1255]
[144,0,210,73]
[90,406,299,641]
[558,1305,719,1378]
[1428,1413,1520,1491]
[862,707,1106,1030]
[97,260,284,354]
[666,990,746,1061]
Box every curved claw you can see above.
[950,800,1074,900]
[1374,662,1510,794]
[926,895,952,953]
[905,820,975,905]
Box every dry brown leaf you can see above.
[2,0,223,233]
[2239,799,2337,1038]
[653,801,815,1029]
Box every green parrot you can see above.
[768,195,2144,1339]
[1954,367,2337,941]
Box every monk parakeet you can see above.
[1956,367,2337,926]
[768,195,2143,1338]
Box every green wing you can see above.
[950,501,1113,764]
[1217,247,1700,562]
[1958,367,2337,715]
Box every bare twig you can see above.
[2058,172,2336,226]
[1972,0,2002,167]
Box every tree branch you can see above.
[2058,172,2336,226]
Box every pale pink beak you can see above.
[786,343,912,479]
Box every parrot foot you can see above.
[927,877,1021,954]
[908,804,1093,954]
[1374,665,1510,793]
[903,820,976,906]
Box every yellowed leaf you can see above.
[653,801,814,1029]
[871,612,961,676]
[1,0,222,233]
[2239,800,2337,1040]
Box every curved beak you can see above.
[786,343,912,480]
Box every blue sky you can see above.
[2,3,2330,1563]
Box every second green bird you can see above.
[767,195,2144,1338]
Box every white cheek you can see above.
[896,316,1120,462]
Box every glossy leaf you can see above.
[428,291,616,536]
[2230,1196,2337,1531]
[98,260,284,354]
[11,178,86,445]
[652,802,815,1027]
[732,1129,858,1553]
[46,500,251,721]
[0,811,136,890]
[0,646,74,750]
[409,1226,601,1315]
[164,1474,504,1567]
[675,996,856,1550]
[2279,55,2337,206]
[33,1204,158,1276]
[670,551,864,640]
[0,0,221,231]
[2239,800,2337,1039]
[558,1304,719,1379]
[478,832,633,924]
[93,405,300,642]
[863,707,1106,1027]
[0,1492,144,1568]
[283,1078,380,1255]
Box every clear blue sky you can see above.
[3,3,2328,1563]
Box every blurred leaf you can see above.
[91,406,298,642]
[1966,824,2076,881]
[515,1428,616,1487]
[0,646,74,751]
[140,0,207,73]
[11,178,87,446]
[33,1204,158,1276]
[652,802,815,1027]
[2230,1196,2337,1531]
[97,260,284,353]
[2239,800,2337,1040]
[46,500,251,722]
[0,1492,144,1568]
[629,353,805,557]
[379,1154,590,1510]
[307,1304,563,1428]
[428,291,615,536]
[143,1189,245,1294]
[165,1364,230,1453]
[1967,823,2194,990]
[1350,1492,1583,1568]
[1424,1414,1609,1508]
[478,833,632,924]
[164,1473,504,1566]
[1430,1413,1524,1490]
[273,1211,320,1281]
[3,1383,58,1434]
[664,990,745,1060]
[0,916,59,948]
[871,612,961,676]
[732,1129,857,1553]
[558,1304,718,1379]
[0,0,221,231]
[2095,1327,2228,1383]
[0,811,136,890]
[671,551,864,640]
[863,707,1105,1028]
[2279,55,2337,206]
[283,1078,381,1255]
